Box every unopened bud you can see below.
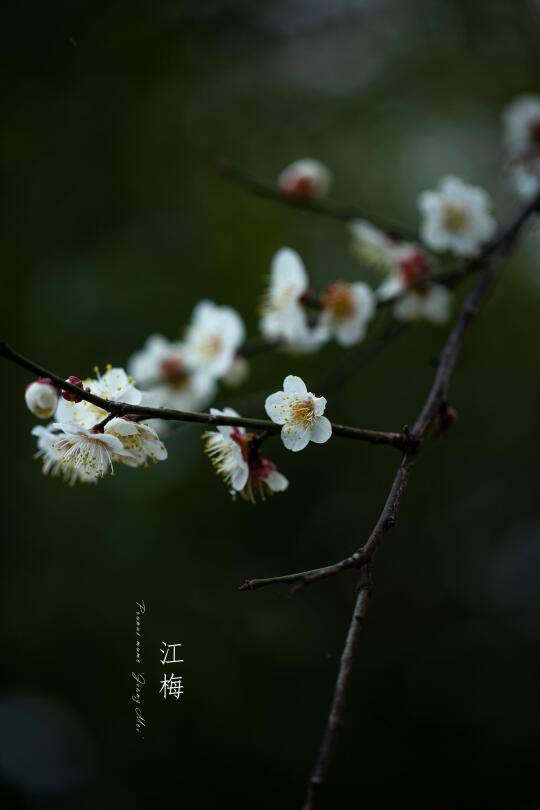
[25,378,58,419]
[438,407,458,438]
[61,375,84,402]
[277,158,332,200]
[222,355,250,388]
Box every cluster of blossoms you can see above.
[128,300,246,415]
[23,98,532,498]
[27,368,167,485]
[259,247,377,352]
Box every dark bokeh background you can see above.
[2,1,540,807]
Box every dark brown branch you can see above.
[0,340,412,450]
[218,159,417,241]
[298,190,540,810]
[302,567,372,810]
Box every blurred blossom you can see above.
[393,284,452,325]
[184,300,246,380]
[222,355,250,387]
[320,282,375,346]
[419,175,496,257]
[277,158,332,199]
[128,334,217,411]
[502,94,540,199]
[260,247,328,353]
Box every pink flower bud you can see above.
[25,378,58,419]
[277,159,332,200]
[61,376,85,402]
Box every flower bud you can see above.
[61,375,84,402]
[222,355,250,388]
[25,378,58,419]
[277,159,332,200]
[438,407,458,439]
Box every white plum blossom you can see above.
[203,407,249,493]
[320,282,376,346]
[42,422,133,482]
[277,158,332,199]
[375,242,431,302]
[222,355,250,388]
[502,95,540,199]
[55,365,143,429]
[503,94,540,155]
[393,284,452,325]
[265,375,332,452]
[203,408,289,502]
[348,220,397,273]
[184,300,245,380]
[419,175,496,257]
[260,248,328,353]
[128,334,216,411]
[32,424,96,485]
[104,417,168,468]
[25,378,58,419]
[31,363,168,485]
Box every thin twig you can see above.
[218,159,417,241]
[0,340,413,451]
[302,566,372,810]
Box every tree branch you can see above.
[298,190,540,809]
[302,566,372,810]
[0,340,413,450]
[218,159,417,241]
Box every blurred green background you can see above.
[2,0,540,807]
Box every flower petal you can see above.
[281,425,311,452]
[264,392,288,424]
[283,375,307,395]
[310,416,332,444]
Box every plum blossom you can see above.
[375,243,431,302]
[320,282,376,346]
[55,365,143,429]
[203,407,288,501]
[25,378,58,419]
[222,355,250,388]
[31,363,169,484]
[32,424,96,485]
[104,417,168,468]
[184,300,245,380]
[419,175,496,257]
[260,248,328,353]
[502,94,540,198]
[277,158,332,199]
[265,375,332,452]
[348,220,397,274]
[128,334,216,411]
[503,94,540,155]
[393,284,452,325]
[33,422,133,483]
